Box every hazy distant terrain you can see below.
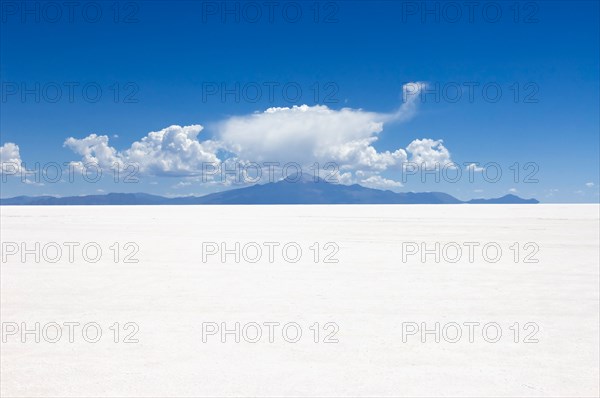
[0,178,539,205]
[1,205,597,397]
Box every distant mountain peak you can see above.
[275,174,327,184]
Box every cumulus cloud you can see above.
[215,84,426,173]
[585,182,595,187]
[405,139,453,169]
[0,142,23,174]
[64,125,220,177]
[219,105,390,169]
[64,134,120,168]
[64,83,455,187]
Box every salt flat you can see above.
[1,204,598,397]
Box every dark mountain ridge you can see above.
[0,178,539,205]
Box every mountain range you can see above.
[0,178,539,205]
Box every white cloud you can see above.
[509,188,518,193]
[63,83,455,188]
[466,163,484,172]
[405,139,453,169]
[337,172,354,185]
[64,134,120,169]
[585,182,594,187]
[218,105,401,170]
[65,125,220,177]
[172,181,192,189]
[359,175,403,190]
[215,83,428,172]
[0,143,45,185]
[0,142,23,174]
[23,179,44,186]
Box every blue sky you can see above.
[1,0,599,202]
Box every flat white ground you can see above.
[1,205,598,397]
